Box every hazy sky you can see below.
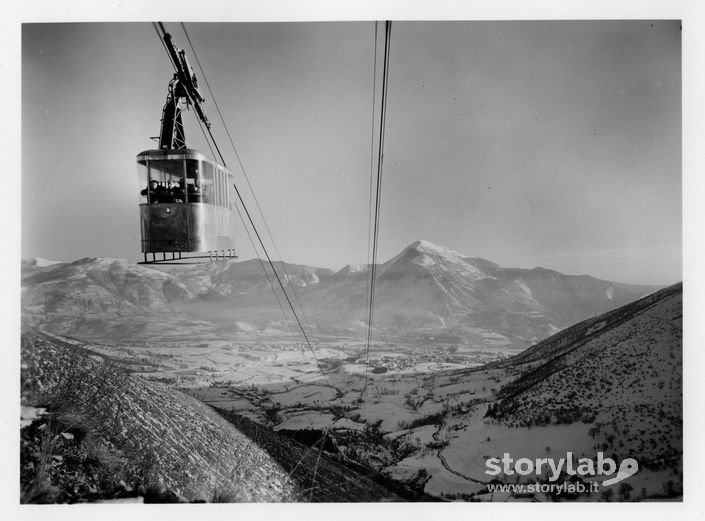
[22,20,681,284]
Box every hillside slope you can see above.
[20,330,409,503]
[21,330,298,502]
[489,283,682,458]
[215,411,421,502]
[378,283,682,500]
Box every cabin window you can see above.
[185,159,203,202]
[214,166,221,207]
[228,176,236,209]
[143,159,185,204]
[200,161,215,205]
[216,167,225,208]
[213,166,229,208]
[140,157,232,206]
[137,160,149,202]
[223,172,230,208]
[221,169,226,208]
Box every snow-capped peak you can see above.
[335,264,370,277]
[408,240,466,259]
[23,257,64,268]
[344,264,369,274]
[380,240,488,282]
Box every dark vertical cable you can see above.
[364,22,380,364]
[362,21,392,403]
[194,108,217,160]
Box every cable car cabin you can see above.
[137,148,237,263]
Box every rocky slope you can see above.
[21,330,298,502]
[20,330,399,502]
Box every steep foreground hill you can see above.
[20,331,400,503]
[21,240,657,349]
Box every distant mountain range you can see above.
[22,240,659,348]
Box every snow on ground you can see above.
[416,399,446,417]
[20,406,47,428]
[342,363,367,375]
[514,277,532,296]
[400,362,468,373]
[332,418,366,432]
[375,351,408,358]
[357,401,424,432]
[203,398,255,411]
[32,257,65,267]
[425,465,488,497]
[122,339,351,388]
[384,409,602,499]
[213,365,316,386]
[411,253,436,267]
[346,264,368,274]
[384,424,438,445]
[440,410,596,483]
[385,451,486,497]
[431,370,510,402]
[274,412,336,431]
[233,321,256,332]
[269,384,337,407]
[344,361,469,376]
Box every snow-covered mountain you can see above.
[462,260,658,325]
[22,257,189,315]
[21,241,658,347]
[22,257,64,269]
[304,240,656,345]
[306,240,544,338]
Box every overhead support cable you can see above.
[364,21,380,364]
[362,21,393,404]
[193,107,217,160]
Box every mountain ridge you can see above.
[22,240,660,348]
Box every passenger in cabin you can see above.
[172,179,186,203]
[151,182,170,203]
[187,182,201,202]
[140,179,160,201]
[157,181,173,203]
